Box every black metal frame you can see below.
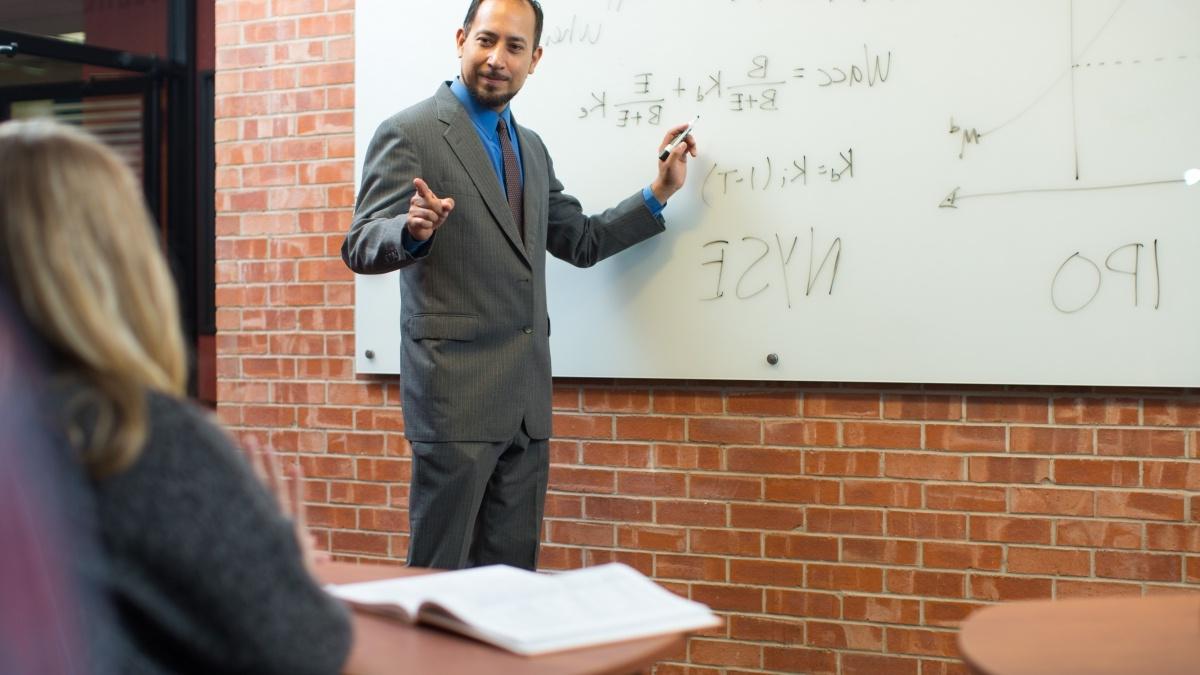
[0,3,212,395]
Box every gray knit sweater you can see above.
[51,384,352,674]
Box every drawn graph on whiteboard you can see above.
[939,0,1199,209]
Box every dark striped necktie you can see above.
[496,117,524,242]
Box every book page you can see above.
[421,563,719,655]
[326,565,540,622]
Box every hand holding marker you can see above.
[659,115,699,161]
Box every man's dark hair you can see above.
[463,0,544,49]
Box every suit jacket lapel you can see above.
[435,85,531,267]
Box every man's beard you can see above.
[468,70,518,109]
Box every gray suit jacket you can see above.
[343,83,665,442]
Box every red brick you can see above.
[616,471,687,497]
[968,456,1050,484]
[358,508,406,533]
[762,646,836,674]
[803,392,880,418]
[726,446,803,474]
[726,390,800,416]
[693,583,764,613]
[969,574,1053,601]
[546,521,613,547]
[653,444,721,470]
[1095,551,1181,582]
[887,511,966,540]
[690,638,763,668]
[1008,546,1091,576]
[329,481,387,505]
[842,654,919,675]
[969,516,1052,544]
[1056,579,1142,599]
[615,415,685,441]
[583,496,653,523]
[841,537,919,565]
[729,503,804,530]
[1010,487,1094,516]
[843,422,921,449]
[580,442,651,468]
[1143,399,1200,426]
[1097,428,1186,458]
[1147,524,1200,553]
[581,388,651,413]
[806,620,883,651]
[883,394,960,421]
[691,529,763,556]
[763,477,840,504]
[326,433,385,456]
[764,534,838,561]
[330,531,390,556]
[1096,491,1186,522]
[763,420,839,447]
[923,542,1003,571]
[886,570,966,599]
[655,554,726,582]
[920,659,972,675]
[552,413,612,439]
[728,615,804,644]
[965,396,1049,423]
[689,417,760,444]
[843,594,921,623]
[805,450,880,477]
[843,480,922,508]
[925,485,1007,513]
[1143,461,1200,490]
[924,600,988,628]
[926,424,1006,452]
[547,466,614,494]
[354,458,407,482]
[806,507,885,536]
[691,475,762,500]
[806,564,883,592]
[730,559,804,586]
[1054,458,1140,486]
[617,525,686,552]
[652,389,723,414]
[884,453,964,480]
[656,501,726,527]
[1052,397,1140,425]
[886,627,958,657]
[1010,426,1094,454]
[1056,519,1143,549]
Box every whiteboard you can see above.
[353,0,1200,386]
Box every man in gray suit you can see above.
[342,0,697,570]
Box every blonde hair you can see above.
[0,119,187,476]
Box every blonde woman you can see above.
[0,119,351,674]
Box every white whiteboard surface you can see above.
[353,0,1200,386]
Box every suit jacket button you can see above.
[523,327,533,334]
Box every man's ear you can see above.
[456,28,466,57]
[528,45,544,74]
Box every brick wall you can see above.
[214,2,1200,673]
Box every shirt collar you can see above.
[450,78,515,138]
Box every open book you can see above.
[325,562,720,656]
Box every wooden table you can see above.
[958,594,1200,675]
[316,562,687,675]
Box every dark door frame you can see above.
[0,0,213,395]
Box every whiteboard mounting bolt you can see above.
[766,353,780,366]
[365,350,376,359]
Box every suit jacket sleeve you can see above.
[541,146,666,268]
[342,117,431,274]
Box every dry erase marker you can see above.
[659,115,699,161]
